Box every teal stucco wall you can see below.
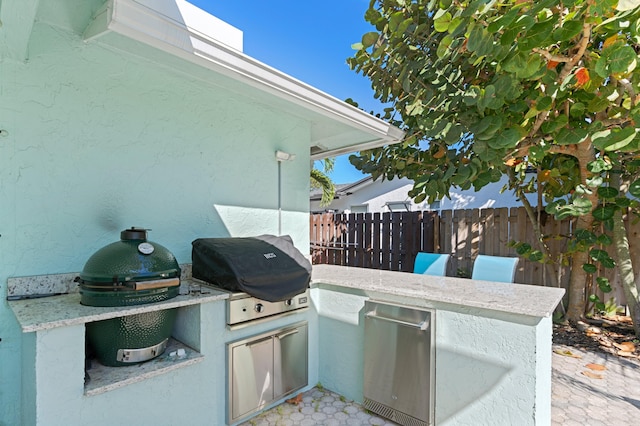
[0,19,311,425]
[313,285,552,426]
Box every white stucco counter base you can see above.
[311,265,564,426]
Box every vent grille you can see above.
[363,397,428,426]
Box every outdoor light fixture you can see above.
[275,150,296,162]
[275,150,296,235]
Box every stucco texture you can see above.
[314,286,552,426]
[0,20,310,425]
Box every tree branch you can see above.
[532,48,571,63]
[525,23,593,141]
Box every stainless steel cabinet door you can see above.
[364,301,433,425]
[230,336,274,420]
[274,323,308,397]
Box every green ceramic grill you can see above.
[78,227,181,367]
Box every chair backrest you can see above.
[471,255,519,283]
[413,252,450,276]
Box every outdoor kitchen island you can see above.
[310,264,565,426]
[9,264,563,426]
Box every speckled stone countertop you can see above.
[311,264,564,318]
[9,279,227,333]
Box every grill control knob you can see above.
[284,299,293,306]
[255,303,264,313]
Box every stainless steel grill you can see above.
[191,234,312,326]
[225,289,310,325]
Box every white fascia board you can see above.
[83,0,404,151]
[309,135,403,161]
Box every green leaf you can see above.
[536,96,553,111]
[547,197,592,219]
[414,192,427,204]
[570,102,586,118]
[472,116,503,140]
[590,249,616,268]
[467,23,484,53]
[444,124,464,144]
[434,11,453,33]
[597,187,619,198]
[587,158,613,173]
[501,27,520,46]
[361,32,379,48]
[597,43,639,77]
[451,165,472,185]
[583,263,597,273]
[617,0,640,11]
[486,128,522,149]
[615,197,632,207]
[389,12,405,32]
[541,115,568,134]
[552,20,583,41]
[587,96,610,113]
[573,196,593,212]
[629,178,640,197]
[519,20,554,51]
[608,44,638,74]
[516,243,532,255]
[575,229,597,244]
[529,146,546,161]
[597,277,612,292]
[529,250,543,262]
[603,218,615,232]
[519,55,544,79]
[448,17,463,34]
[593,205,616,221]
[586,176,603,187]
[437,34,454,59]
[592,127,637,151]
[488,5,521,33]
[597,234,613,245]
[555,127,589,145]
[574,184,592,195]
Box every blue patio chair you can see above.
[413,252,450,276]
[471,255,519,283]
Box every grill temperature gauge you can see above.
[137,242,155,255]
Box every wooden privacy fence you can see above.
[310,211,437,272]
[310,207,640,305]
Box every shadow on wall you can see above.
[435,348,511,423]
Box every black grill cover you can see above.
[191,235,311,302]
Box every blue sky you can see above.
[188,0,387,183]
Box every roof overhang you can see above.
[77,0,405,159]
[310,176,375,201]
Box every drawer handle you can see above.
[365,312,429,331]
[246,336,273,347]
[276,329,299,339]
[116,338,168,363]
[133,278,180,290]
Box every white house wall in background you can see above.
[310,174,538,213]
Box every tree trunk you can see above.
[565,140,598,322]
[507,169,561,290]
[565,217,592,322]
[610,174,640,337]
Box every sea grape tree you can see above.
[348,0,640,328]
